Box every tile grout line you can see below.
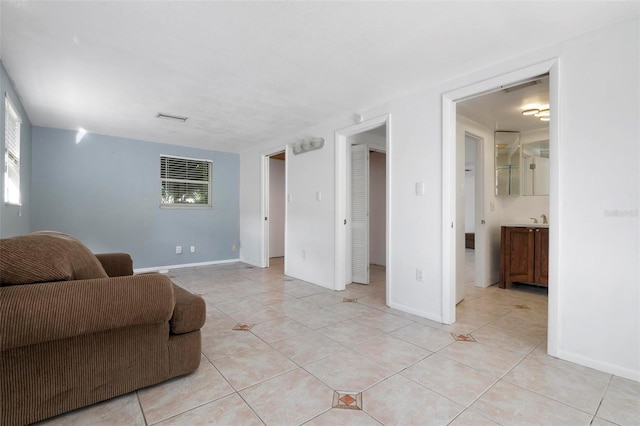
[136,391,150,426]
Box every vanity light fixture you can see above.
[522,109,540,116]
[292,137,325,155]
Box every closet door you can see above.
[351,144,369,284]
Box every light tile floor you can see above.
[39,253,639,425]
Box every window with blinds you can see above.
[160,155,212,207]
[4,96,21,205]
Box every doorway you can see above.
[335,114,391,302]
[346,128,387,286]
[442,59,559,357]
[262,148,286,269]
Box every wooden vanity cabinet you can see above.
[499,226,548,288]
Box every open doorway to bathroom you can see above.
[445,67,553,346]
[456,74,550,287]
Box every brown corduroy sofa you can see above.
[0,232,206,426]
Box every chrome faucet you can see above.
[541,214,548,224]
[530,217,538,224]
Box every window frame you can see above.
[160,154,212,209]
[4,94,21,206]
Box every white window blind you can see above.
[4,96,21,205]
[160,155,212,207]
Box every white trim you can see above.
[160,154,212,208]
[442,96,456,324]
[335,114,391,296]
[387,301,442,323]
[442,58,559,352]
[134,258,240,274]
[546,60,560,358]
[555,348,640,383]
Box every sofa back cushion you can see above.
[0,231,108,286]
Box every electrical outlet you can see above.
[190,246,195,253]
[231,244,237,251]
[416,268,423,282]
[176,245,182,254]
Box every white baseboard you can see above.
[556,348,640,382]
[387,301,443,323]
[134,258,240,274]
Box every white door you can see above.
[351,144,369,284]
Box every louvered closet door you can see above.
[351,144,369,284]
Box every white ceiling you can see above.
[1,1,637,153]
[458,75,549,133]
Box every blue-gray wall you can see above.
[31,127,240,269]
[0,62,32,237]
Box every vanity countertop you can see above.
[504,223,549,228]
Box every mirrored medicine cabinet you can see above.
[495,131,550,197]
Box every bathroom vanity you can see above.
[499,225,549,288]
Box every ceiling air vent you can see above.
[156,112,188,122]
[502,79,540,93]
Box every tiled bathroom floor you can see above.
[39,254,639,425]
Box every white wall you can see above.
[370,151,386,266]
[240,18,639,380]
[269,158,285,258]
[551,20,638,381]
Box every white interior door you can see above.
[351,143,369,284]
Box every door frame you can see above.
[441,59,559,356]
[335,114,391,299]
[261,146,287,269]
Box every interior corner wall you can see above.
[283,126,336,288]
[30,127,240,269]
[0,62,32,237]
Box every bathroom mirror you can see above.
[495,131,521,196]
[522,139,550,196]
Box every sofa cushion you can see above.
[169,284,206,335]
[0,232,108,286]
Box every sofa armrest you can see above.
[0,273,174,351]
[170,284,206,335]
[95,253,134,277]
